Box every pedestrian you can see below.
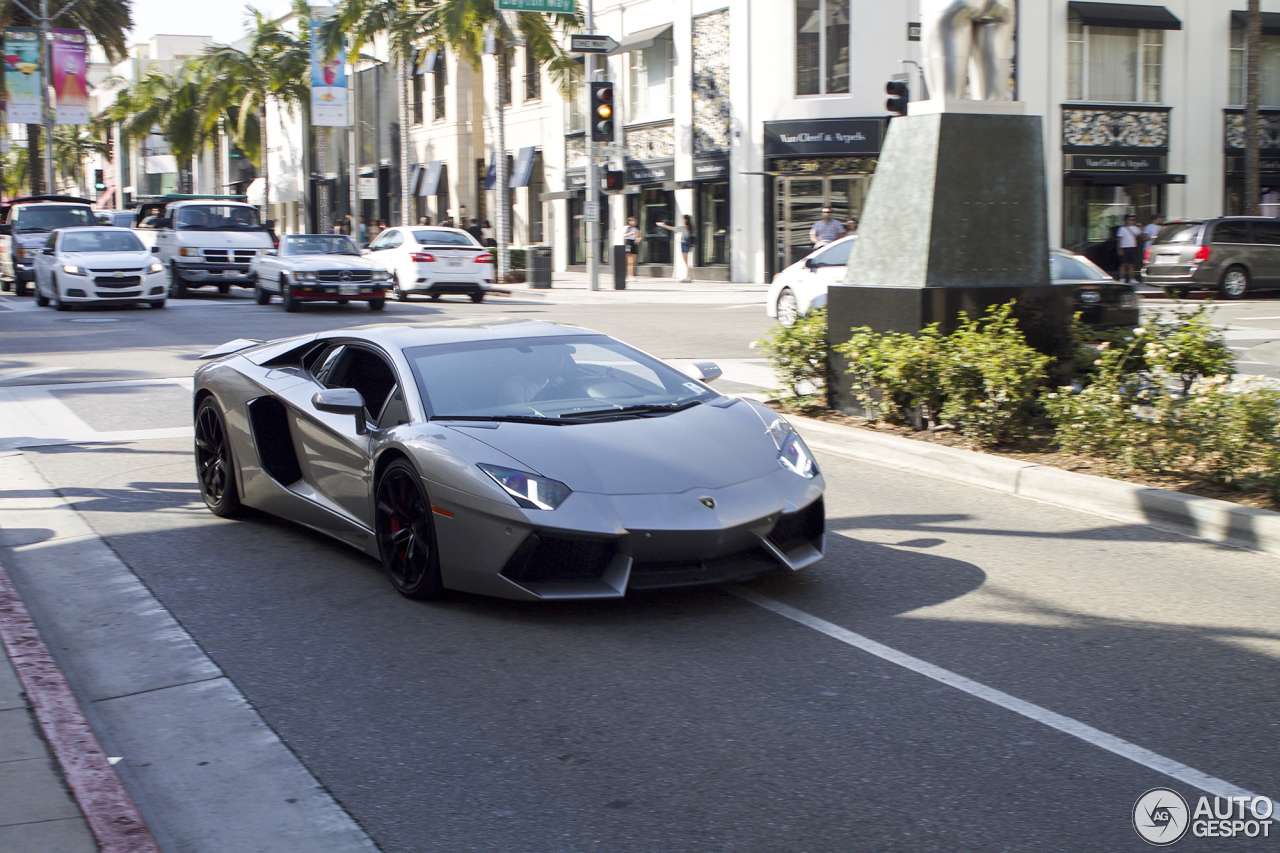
[418,216,431,226]
[480,219,496,247]
[1141,215,1165,278]
[845,217,858,235]
[357,216,367,245]
[1116,214,1144,284]
[466,218,484,243]
[340,214,352,236]
[440,214,455,228]
[809,207,844,247]
[623,216,642,280]
[656,215,695,282]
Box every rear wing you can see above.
[198,339,265,360]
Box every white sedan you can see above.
[33,226,167,310]
[766,236,857,326]
[364,226,495,302]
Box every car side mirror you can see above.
[682,361,723,383]
[312,388,367,434]
[151,246,160,253]
[804,257,819,270]
[41,247,54,255]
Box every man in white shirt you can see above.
[1116,214,1144,284]
[1139,215,1164,281]
[809,208,845,247]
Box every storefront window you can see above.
[1067,17,1163,103]
[432,50,447,122]
[628,36,674,123]
[697,182,730,267]
[528,153,545,244]
[773,174,868,268]
[1062,181,1163,251]
[795,0,849,96]
[626,188,675,266]
[1230,26,1280,107]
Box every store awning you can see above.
[1232,10,1280,36]
[407,164,423,195]
[420,160,444,196]
[509,147,536,188]
[608,24,673,55]
[1065,170,1186,185]
[1068,2,1181,30]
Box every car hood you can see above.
[60,251,153,267]
[174,231,273,248]
[277,255,387,271]
[445,399,784,495]
[14,233,53,247]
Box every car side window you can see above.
[378,386,410,429]
[325,347,398,419]
[1253,221,1280,246]
[1212,222,1253,244]
[816,240,854,267]
[369,230,403,251]
[312,345,347,385]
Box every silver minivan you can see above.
[1144,217,1280,299]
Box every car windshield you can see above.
[1050,252,1110,282]
[13,206,95,232]
[282,235,359,256]
[173,205,262,231]
[405,335,718,421]
[1154,223,1202,245]
[412,230,477,247]
[61,230,145,253]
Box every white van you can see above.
[146,198,275,297]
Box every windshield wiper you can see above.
[432,414,565,425]
[564,400,703,420]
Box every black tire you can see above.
[282,276,300,313]
[338,298,350,305]
[170,267,189,298]
[470,292,485,304]
[1220,266,1249,300]
[53,276,67,311]
[255,281,271,305]
[374,459,443,599]
[368,298,385,311]
[149,299,166,309]
[35,286,49,307]
[14,279,28,297]
[429,293,440,301]
[194,397,242,518]
[393,275,409,301]
[1,278,10,292]
[217,282,231,295]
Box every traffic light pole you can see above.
[585,0,598,291]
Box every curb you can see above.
[790,415,1280,556]
[0,557,161,853]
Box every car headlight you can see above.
[765,417,819,479]
[294,271,317,282]
[61,264,87,276]
[16,247,34,259]
[1079,290,1101,304]
[1119,292,1139,309]
[148,261,163,273]
[178,247,201,257]
[478,464,571,510]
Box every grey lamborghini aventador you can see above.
[192,320,825,601]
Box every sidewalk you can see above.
[0,606,98,853]
[499,269,771,305]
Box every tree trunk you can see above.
[27,126,43,195]
[399,59,411,226]
[260,104,271,224]
[213,121,224,197]
[1245,0,1262,215]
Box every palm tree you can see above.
[203,4,309,219]
[52,125,109,192]
[0,0,133,194]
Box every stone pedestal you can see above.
[827,109,1073,413]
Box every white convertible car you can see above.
[250,234,394,312]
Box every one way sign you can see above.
[569,34,618,54]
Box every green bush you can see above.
[835,302,1050,447]
[508,248,527,270]
[756,308,829,405]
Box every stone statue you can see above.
[921,0,1016,101]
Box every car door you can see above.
[34,232,56,294]
[285,344,401,529]
[366,229,407,284]
[1251,220,1280,286]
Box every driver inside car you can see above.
[498,346,577,405]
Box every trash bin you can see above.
[529,245,553,289]
[613,245,628,290]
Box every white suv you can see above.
[149,199,275,297]
[365,226,495,302]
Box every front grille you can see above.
[501,533,617,584]
[767,498,824,554]
[95,290,141,298]
[317,270,373,282]
[89,268,143,273]
[202,249,257,263]
[630,546,779,590]
[93,276,142,288]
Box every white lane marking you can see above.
[0,366,71,382]
[1238,361,1275,367]
[731,586,1266,800]
[714,302,764,310]
[1240,316,1280,321]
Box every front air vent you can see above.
[247,396,302,485]
[767,498,824,554]
[501,533,617,584]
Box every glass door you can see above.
[774,175,870,270]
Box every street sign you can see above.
[497,0,575,12]
[569,34,618,54]
[583,201,600,221]
[358,177,378,200]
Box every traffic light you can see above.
[93,169,105,192]
[886,79,909,116]
[590,81,614,142]
[604,169,624,192]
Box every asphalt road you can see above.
[2,286,1280,851]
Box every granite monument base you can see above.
[826,283,1075,414]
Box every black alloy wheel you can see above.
[194,398,242,517]
[281,276,300,313]
[375,459,443,599]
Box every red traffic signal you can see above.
[604,170,624,191]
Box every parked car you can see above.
[192,321,824,600]
[94,209,137,228]
[250,234,392,312]
[766,243,1139,330]
[146,197,275,297]
[0,196,96,296]
[364,226,495,302]
[1143,217,1280,299]
[32,226,167,310]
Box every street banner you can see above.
[497,0,576,11]
[51,29,89,125]
[310,22,349,127]
[3,28,42,125]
